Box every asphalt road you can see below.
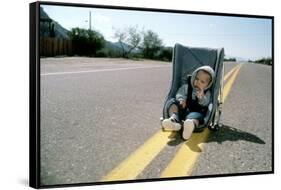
[192,63,272,176]
[40,58,272,186]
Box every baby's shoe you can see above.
[182,119,195,140]
[162,117,181,131]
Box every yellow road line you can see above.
[100,64,242,181]
[101,130,176,181]
[161,129,210,177]
[223,64,241,82]
[160,64,242,178]
[222,64,242,102]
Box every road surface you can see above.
[39,58,272,186]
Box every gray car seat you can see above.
[161,43,224,131]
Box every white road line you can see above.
[41,65,171,76]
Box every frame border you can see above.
[30,2,41,188]
[29,1,274,188]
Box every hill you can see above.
[40,7,69,39]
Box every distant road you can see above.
[40,58,272,186]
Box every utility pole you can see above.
[89,11,91,30]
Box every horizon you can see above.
[41,5,272,61]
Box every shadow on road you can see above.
[207,125,265,145]
[166,125,265,152]
[167,132,184,146]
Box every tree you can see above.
[224,57,237,62]
[141,30,163,59]
[254,57,272,65]
[158,47,173,61]
[68,27,105,56]
[113,26,142,58]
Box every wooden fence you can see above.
[40,37,73,57]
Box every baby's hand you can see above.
[196,89,204,99]
[179,100,187,109]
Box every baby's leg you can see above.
[182,119,195,140]
[182,113,203,140]
[168,104,179,117]
[162,103,181,131]
[191,119,199,127]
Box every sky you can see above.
[41,5,272,61]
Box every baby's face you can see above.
[193,70,211,90]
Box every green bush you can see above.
[157,47,173,62]
[255,58,272,65]
[96,48,122,58]
[224,58,237,62]
[68,28,105,56]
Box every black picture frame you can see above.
[30,1,274,188]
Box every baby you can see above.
[162,65,215,140]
